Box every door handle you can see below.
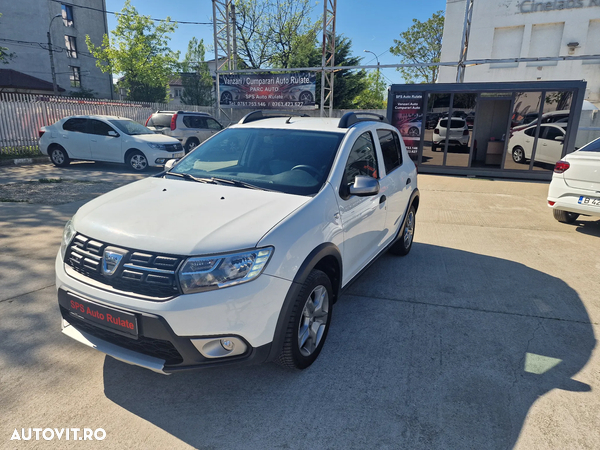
[379,195,386,204]
[406,178,411,185]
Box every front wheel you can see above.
[553,209,579,224]
[127,150,148,172]
[390,206,416,256]
[277,269,333,370]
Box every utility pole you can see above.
[456,0,474,83]
[47,13,62,96]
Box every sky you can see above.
[104,0,448,85]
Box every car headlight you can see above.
[178,247,273,294]
[60,219,76,260]
[147,143,167,150]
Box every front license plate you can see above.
[64,293,138,337]
[172,152,184,158]
[578,196,600,207]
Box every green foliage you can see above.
[390,11,444,83]
[354,69,387,109]
[180,38,213,106]
[86,0,179,102]
[0,13,15,64]
[234,0,316,69]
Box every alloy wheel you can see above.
[297,285,329,357]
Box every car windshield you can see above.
[578,137,600,153]
[168,128,344,196]
[109,120,155,136]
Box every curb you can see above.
[0,156,51,167]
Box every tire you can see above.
[512,146,526,164]
[185,138,199,153]
[277,269,333,370]
[126,150,148,172]
[299,91,314,105]
[49,146,70,167]
[553,209,579,224]
[221,91,233,105]
[390,206,416,256]
[432,144,439,152]
[407,127,420,137]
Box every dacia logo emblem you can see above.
[102,247,126,276]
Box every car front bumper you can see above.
[56,253,292,373]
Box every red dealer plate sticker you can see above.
[65,294,138,337]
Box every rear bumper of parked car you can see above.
[55,253,291,373]
[547,176,600,217]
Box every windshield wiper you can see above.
[208,176,269,191]
[166,172,216,184]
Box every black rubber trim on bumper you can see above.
[58,288,271,371]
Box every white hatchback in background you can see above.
[509,123,567,165]
[548,137,600,223]
[433,117,469,151]
[39,115,184,171]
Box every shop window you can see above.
[62,4,74,27]
[506,92,543,171]
[527,23,564,67]
[65,35,77,58]
[583,20,600,65]
[69,66,81,87]
[491,26,524,69]
[421,93,451,167]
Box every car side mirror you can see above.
[349,176,380,197]
[164,159,178,171]
[108,131,119,137]
[555,135,564,142]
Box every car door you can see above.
[338,130,387,281]
[205,117,223,140]
[88,119,122,162]
[60,118,91,159]
[376,129,412,242]
[518,126,536,159]
[536,125,565,164]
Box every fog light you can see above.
[155,158,167,164]
[221,339,234,351]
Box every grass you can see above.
[0,198,27,203]
[0,146,43,160]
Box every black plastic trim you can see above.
[338,112,389,128]
[238,110,310,124]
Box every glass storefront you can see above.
[387,82,585,179]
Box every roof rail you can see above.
[338,112,389,129]
[238,110,310,124]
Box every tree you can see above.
[0,14,15,64]
[234,0,316,69]
[180,38,213,106]
[390,11,444,83]
[86,0,179,102]
[354,69,387,109]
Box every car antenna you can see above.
[286,116,292,124]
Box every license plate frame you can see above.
[172,152,184,158]
[62,292,138,337]
[578,196,600,207]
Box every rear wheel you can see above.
[390,206,416,256]
[127,150,148,171]
[277,269,332,370]
[512,146,526,164]
[553,209,579,224]
[49,146,70,167]
[185,138,199,153]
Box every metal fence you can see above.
[0,93,214,156]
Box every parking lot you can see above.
[1,162,598,449]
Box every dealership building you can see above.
[438,0,600,105]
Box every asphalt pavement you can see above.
[0,163,599,449]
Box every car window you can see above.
[63,118,88,133]
[342,132,379,190]
[90,119,116,136]
[377,129,402,174]
[523,127,537,137]
[542,126,564,141]
[183,116,205,129]
[206,118,223,130]
[578,137,600,153]
[148,114,173,128]
[108,120,154,136]
[170,128,344,196]
[440,119,465,128]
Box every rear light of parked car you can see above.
[170,113,178,131]
[548,201,556,206]
[463,129,469,135]
[554,160,570,174]
[145,115,151,126]
[38,129,45,138]
[434,128,439,135]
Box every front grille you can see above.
[165,143,183,152]
[61,307,183,365]
[65,234,183,299]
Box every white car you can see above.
[399,118,422,138]
[548,137,600,223]
[40,115,185,171]
[433,117,469,151]
[509,124,566,165]
[56,111,419,373]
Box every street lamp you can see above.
[364,50,381,102]
[47,13,62,96]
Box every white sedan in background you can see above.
[548,137,600,223]
[509,124,566,165]
[39,115,184,171]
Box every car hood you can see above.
[73,177,309,255]
[127,134,180,144]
